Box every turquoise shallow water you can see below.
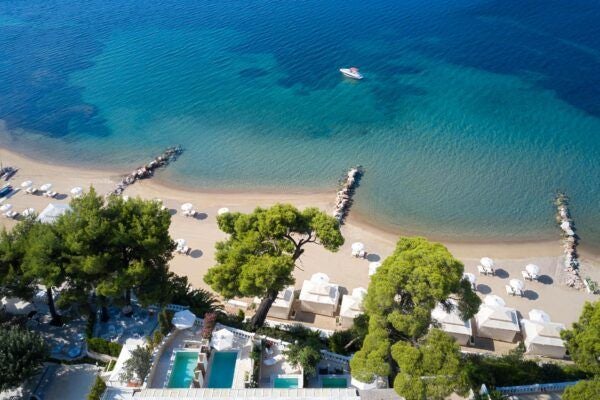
[0,0,599,246]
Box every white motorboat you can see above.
[339,67,363,80]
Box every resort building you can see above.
[475,296,520,343]
[254,286,295,320]
[339,287,367,329]
[521,310,566,359]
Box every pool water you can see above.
[321,377,348,388]
[274,377,299,388]
[207,351,237,388]
[167,351,198,388]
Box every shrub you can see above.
[217,310,245,329]
[0,326,49,391]
[202,312,218,339]
[87,338,123,357]
[87,376,106,400]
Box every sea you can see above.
[0,0,599,247]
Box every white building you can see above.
[431,301,473,345]
[299,274,341,317]
[339,287,367,329]
[475,304,520,343]
[521,311,566,359]
[254,286,295,320]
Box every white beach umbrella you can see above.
[181,203,194,212]
[480,257,494,268]
[525,264,540,276]
[351,242,365,252]
[311,272,330,284]
[175,238,186,248]
[172,309,196,330]
[39,183,52,192]
[509,279,525,291]
[462,272,476,285]
[21,180,33,188]
[217,207,230,215]
[484,295,506,307]
[211,328,234,351]
[22,208,35,217]
[368,261,382,276]
[70,187,83,197]
[0,204,12,213]
[529,309,551,323]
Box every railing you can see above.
[321,349,352,363]
[165,304,189,312]
[496,381,580,395]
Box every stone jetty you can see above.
[108,146,183,196]
[332,166,363,223]
[555,192,584,290]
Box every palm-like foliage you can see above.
[0,326,48,391]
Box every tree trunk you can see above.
[248,289,278,330]
[47,287,62,326]
[125,288,131,306]
[98,295,110,322]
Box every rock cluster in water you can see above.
[333,166,362,223]
[108,146,183,196]
[555,193,584,289]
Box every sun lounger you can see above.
[477,265,487,275]
[25,186,37,194]
[505,285,515,296]
[3,210,18,219]
[521,270,531,280]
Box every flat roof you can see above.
[133,388,360,399]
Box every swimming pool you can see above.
[273,377,299,388]
[321,376,348,388]
[167,351,199,388]
[207,351,237,388]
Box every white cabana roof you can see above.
[525,264,540,275]
[310,272,330,285]
[300,278,339,305]
[340,287,367,320]
[480,257,494,268]
[431,301,472,337]
[38,203,71,224]
[211,328,234,351]
[521,318,566,358]
[475,304,520,342]
[1,297,35,315]
[109,338,147,387]
[484,294,506,307]
[172,309,196,330]
[272,286,294,309]
[368,262,382,276]
[529,309,551,323]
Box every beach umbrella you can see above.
[211,328,234,351]
[525,264,540,276]
[462,272,476,285]
[175,238,186,248]
[311,272,330,284]
[0,204,12,213]
[172,309,196,330]
[480,257,494,268]
[21,208,35,217]
[510,279,524,291]
[39,183,52,192]
[484,295,506,307]
[181,203,194,212]
[351,242,365,252]
[368,261,382,276]
[529,309,551,323]
[217,207,230,215]
[21,180,33,188]
[70,186,83,196]
[122,195,130,201]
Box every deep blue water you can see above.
[1,0,599,245]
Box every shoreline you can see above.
[1,145,598,260]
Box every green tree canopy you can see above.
[392,329,466,400]
[119,345,152,384]
[0,220,37,299]
[561,301,600,375]
[0,326,48,391]
[351,237,480,398]
[204,204,344,329]
[562,378,600,400]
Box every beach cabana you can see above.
[211,328,234,351]
[264,286,295,320]
[368,261,382,276]
[431,300,473,345]
[475,302,520,343]
[339,287,367,328]
[1,296,35,315]
[172,309,196,330]
[521,317,566,358]
[37,203,71,224]
[299,274,341,316]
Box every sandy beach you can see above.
[1,147,599,330]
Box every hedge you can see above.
[87,338,123,357]
[87,376,106,400]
